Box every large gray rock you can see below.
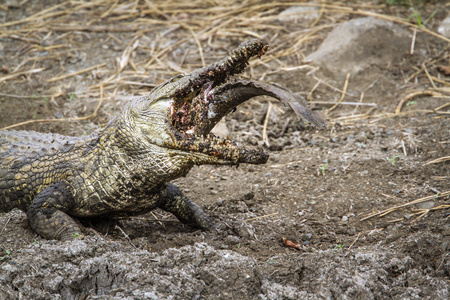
[307,17,414,78]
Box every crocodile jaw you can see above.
[130,39,325,166]
[166,80,269,165]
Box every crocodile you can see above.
[0,39,326,240]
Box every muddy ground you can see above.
[0,1,449,299]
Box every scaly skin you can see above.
[0,39,326,240]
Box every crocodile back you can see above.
[0,130,84,211]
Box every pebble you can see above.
[342,216,348,222]
[330,137,339,143]
[440,242,448,252]
[210,190,218,195]
[417,200,435,210]
[302,233,312,241]
[225,235,240,245]
[404,128,414,134]
[356,132,366,142]
[277,6,320,23]
[438,13,450,38]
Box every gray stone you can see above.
[438,13,450,38]
[277,6,320,23]
[416,200,435,210]
[307,17,414,78]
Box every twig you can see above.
[424,156,450,165]
[115,225,138,250]
[395,90,442,114]
[361,191,450,221]
[401,140,407,156]
[0,92,53,98]
[421,62,437,89]
[183,24,205,68]
[47,63,106,82]
[346,232,361,252]
[434,102,450,115]
[410,28,416,55]
[262,102,272,147]
[307,78,321,100]
[117,38,139,73]
[0,217,11,236]
[327,73,350,114]
[0,68,45,83]
[310,101,376,106]
[352,92,364,115]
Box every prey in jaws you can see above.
[0,39,326,240]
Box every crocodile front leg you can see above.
[26,182,82,241]
[159,183,212,230]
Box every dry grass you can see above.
[361,191,450,222]
[0,0,449,131]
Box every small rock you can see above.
[225,235,240,245]
[440,242,448,252]
[277,6,320,23]
[210,190,218,195]
[438,13,450,38]
[356,132,367,142]
[301,233,313,241]
[341,216,348,222]
[417,200,435,210]
[404,128,414,134]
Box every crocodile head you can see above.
[118,39,326,167]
